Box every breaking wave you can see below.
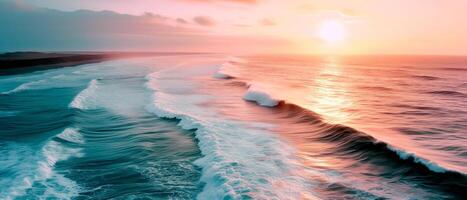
[69,79,99,110]
[243,84,282,107]
[215,67,466,177]
[0,128,83,200]
[213,62,236,79]
[145,70,319,199]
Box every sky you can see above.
[1,0,467,55]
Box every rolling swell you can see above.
[267,97,466,198]
[0,81,81,199]
[215,68,467,197]
[276,103,465,175]
[63,108,203,199]
[0,87,76,140]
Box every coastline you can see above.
[0,52,209,75]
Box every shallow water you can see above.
[0,54,465,199]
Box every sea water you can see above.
[0,54,465,199]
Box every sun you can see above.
[317,20,347,44]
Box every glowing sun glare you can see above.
[318,20,346,43]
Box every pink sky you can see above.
[11,0,467,54]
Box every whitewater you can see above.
[0,54,465,199]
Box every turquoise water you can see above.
[0,55,466,199]
[0,57,203,199]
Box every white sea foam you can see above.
[213,62,236,79]
[57,127,85,144]
[69,79,99,109]
[213,58,282,107]
[1,79,46,94]
[0,144,34,199]
[145,66,319,199]
[34,128,83,199]
[243,84,281,107]
[0,128,83,200]
[387,145,449,173]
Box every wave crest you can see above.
[228,77,466,176]
[69,79,99,110]
[243,84,282,107]
[1,80,46,95]
[0,128,83,199]
[145,70,318,199]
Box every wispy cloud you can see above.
[176,18,189,24]
[193,16,216,26]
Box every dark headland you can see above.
[0,52,205,75]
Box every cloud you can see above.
[176,18,188,24]
[0,1,204,51]
[0,1,290,53]
[142,12,170,21]
[193,16,216,26]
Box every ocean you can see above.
[0,54,465,199]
